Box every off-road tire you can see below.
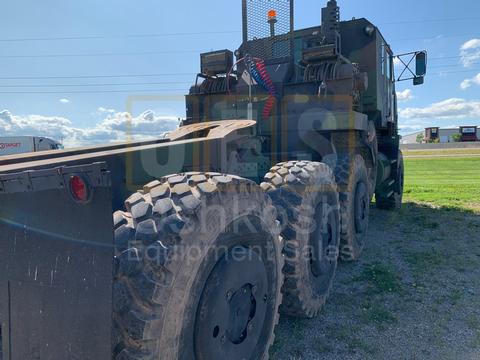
[323,154,370,261]
[376,151,404,211]
[112,173,283,360]
[261,161,340,318]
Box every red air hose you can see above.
[262,95,276,119]
[226,56,277,119]
[254,59,277,119]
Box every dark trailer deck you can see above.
[0,120,253,360]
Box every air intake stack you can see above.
[321,0,341,54]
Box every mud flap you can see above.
[0,162,113,360]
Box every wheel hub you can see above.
[194,246,269,359]
[310,201,337,289]
[354,181,368,234]
[227,284,256,344]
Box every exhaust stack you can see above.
[321,0,341,52]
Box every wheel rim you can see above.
[194,246,269,359]
[310,198,338,291]
[354,181,368,235]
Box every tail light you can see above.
[69,175,91,203]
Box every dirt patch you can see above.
[271,203,480,360]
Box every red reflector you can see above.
[70,175,88,202]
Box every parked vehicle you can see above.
[0,136,62,156]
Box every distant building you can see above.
[400,126,480,144]
[424,126,479,143]
[459,126,479,142]
[400,131,423,144]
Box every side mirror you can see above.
[415,51,427,76]
[394,50,427,86]
[413,51,427,86]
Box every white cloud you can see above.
[0,110,179,148]
[460,73,480,90]
[461,39,480,51]
[399,98,480,120]
[396,89,413,102]
[59,98,70,104]
[97,107,116,114]
[460,38,480,67]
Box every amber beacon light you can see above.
[267,9,277,20]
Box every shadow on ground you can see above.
[271,202,480,360]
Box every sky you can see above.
[0,0,479,147]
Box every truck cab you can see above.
[34,137,64,151]
[185,0,426,205]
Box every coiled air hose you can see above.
[244,57,277,119]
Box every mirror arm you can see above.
[393,50,427,85]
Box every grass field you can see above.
[403,148,480,157]
[403,154,480,212]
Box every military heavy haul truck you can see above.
[0,1,426,359]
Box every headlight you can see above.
[364,25,375,36]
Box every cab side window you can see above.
[381,44,386,76]
[386,51,392,80]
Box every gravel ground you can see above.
[271,202,480,360]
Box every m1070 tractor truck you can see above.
[0,1,426,359]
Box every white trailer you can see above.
[0,136,62,156]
